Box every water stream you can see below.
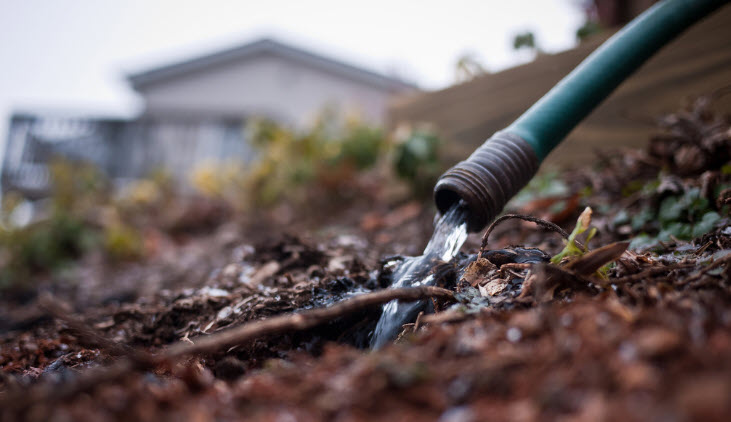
[370,203,469,348]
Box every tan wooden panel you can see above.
[389,4,731,167]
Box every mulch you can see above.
[0,95,729,421]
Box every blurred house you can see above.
[2,38,416,198]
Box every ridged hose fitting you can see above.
[434,132,539,233]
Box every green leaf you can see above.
[552,207,594,264]
[611,209,629,227]
[685,188,709,217]
[629,233,658,250]
[658,222,692,241]
[631,208,654,231]
[658,196,684,223]
[691,211,721,238]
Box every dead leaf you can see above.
[460,257,497,287]
[566,241,630,276]
[480,279,508,297]
[246,261,280,286]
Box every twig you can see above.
[608,255,729,288]
[480,214,572,258]
[419,310,472,325]
[693,240,713,256]
[499,263,532,279]
[2,286,454,412]
[677,254,731,285]
[164,286,454,358]
[609,262,697,285]
[414,311,425,332]
[38,294,136,357]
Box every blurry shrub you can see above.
[0,160,148,289]
[121,179,162,206]
[337,125,384,170]
[115,168,181,231]
[623,185,728,250]
[190,161,248,205]
[0,210,95,288]
[103,222,144,261]
[0,160,104,288]
[47,159,108,214]
[513,31,537,51]
[234,116,446,206]
[117,168,174,208]
[393,131,443,198]
[1,191,25,228]
[242,112,388,207]
[576,21,603,41]
[191,162,226,197]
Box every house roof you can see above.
[127,38,418,92]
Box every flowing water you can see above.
[370,203,469,348]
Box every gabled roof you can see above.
[127,38,418,92]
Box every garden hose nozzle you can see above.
[434,0,728,232]
[434,132,538,233]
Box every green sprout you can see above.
[551,207,597,264]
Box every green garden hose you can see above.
[434,0,728,232]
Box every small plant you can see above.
[103,222,144,261]
[551,207,597,264]
[0,208,96,289]
[392,131,443,198]
[336,125,384,170]
[0,160,153,289]
[240,111,391,208]
[576,21,603,41]
[624,186,726,250]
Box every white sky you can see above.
[0,0,585,164]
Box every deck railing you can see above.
[1,114,250,197]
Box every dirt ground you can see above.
[0,97,729,421]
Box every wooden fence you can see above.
[389,4,731,167]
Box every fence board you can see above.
[389,5,731,167]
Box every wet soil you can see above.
[0,97,729,421]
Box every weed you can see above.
[393,131,442,198]
[627,187,726,250]
[551,207,597,264]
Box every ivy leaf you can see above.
[629,233,658,250]
[658,222,692,241]
[691,211,721,238]
[612,209,629,227]
[658,196,684,223]
[631,208,654,231]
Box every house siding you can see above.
[137,52,393,127]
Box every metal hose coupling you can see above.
[434,131,540,233]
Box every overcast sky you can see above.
[0,0,585,153]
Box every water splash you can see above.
[370,203,468,348]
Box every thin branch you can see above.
[609,262,697,285]
[38,294,136,357]
[164,285,454,358]
[480,214,571,257]
[2,286,454,412]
